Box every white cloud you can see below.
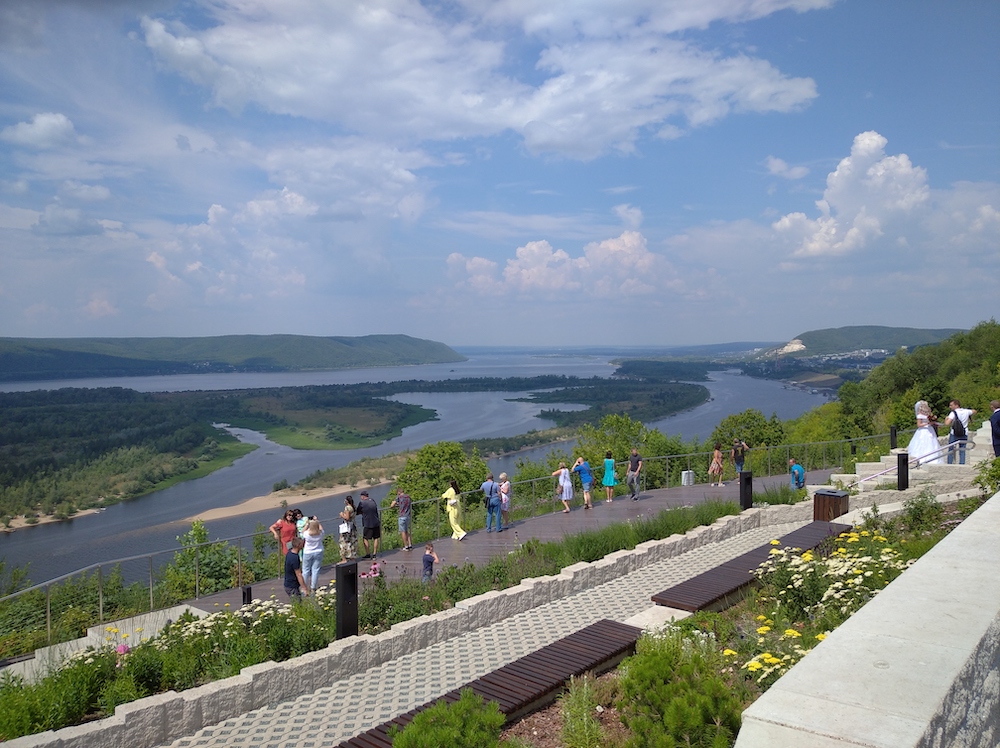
[140,1,820,159]
[773,131,933,257]
[766,155,809,179]
[450,230,674,298]
[33,203,104,236]
[614,203,643,228]
[0,112,77,149]
[83,292,118,319]
[59,181,111,201]
[0,204,39,230]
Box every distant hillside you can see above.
[775,326,964,357]
[0,334,466,382]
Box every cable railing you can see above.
[0,431,906,657]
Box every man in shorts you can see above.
[390,489,413,551]
[357,490,382,559]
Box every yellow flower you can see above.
[723,649,738,657]
[860,530,870,536]
[746,661,763,672]
[770,539,781,545]
[783,629,802,638]
[756,614,767,621]
[847,537,859,543]
[757,626,771,634]
[224,603,231,608]
[815,633,827,641]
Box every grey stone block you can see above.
[4,729,65,748]
[115,690,179,747]
[243,660,296,707]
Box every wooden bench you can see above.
[650,520,852,612]
[336,619,642,747]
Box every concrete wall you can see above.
[736,491,1000,748]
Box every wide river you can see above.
[1,350,828,583]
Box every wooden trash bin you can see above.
[813,488,850,522]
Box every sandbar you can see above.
[184,481,391,523]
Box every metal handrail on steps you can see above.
[846,439,976,490]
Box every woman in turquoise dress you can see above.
[602,451,617,503]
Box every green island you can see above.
[0,364,710,523]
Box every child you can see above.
[422,543,439,585]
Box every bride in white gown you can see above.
[907,400,944,465]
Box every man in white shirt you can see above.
[945,399,976,465]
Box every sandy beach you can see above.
[184,481,391,523]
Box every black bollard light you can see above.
[890,425,897,450]
[739,471,753,511]
[335,560,359,640]
[897,452,909,491]
[241,585,252,605]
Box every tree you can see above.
[393,441,487,503]
[709,409,784,449]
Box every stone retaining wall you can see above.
[736,491,1000,748]
[7,503,807,748]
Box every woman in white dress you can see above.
[907,401,944,465]
[552,462,573,513]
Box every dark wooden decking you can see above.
[336,619,642,748]
[650,520,852,612]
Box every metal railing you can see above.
[847,438,976,490]
[0,431,906,654]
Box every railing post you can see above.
[195,545,200,599]
[237,537,243,588]
[890,425,897,450]
[98,565,104,624]
[149,556,154,612]
[898,452,909,491]
[46,584,51,646]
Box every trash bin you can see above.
[681,470,695,486]
[813,488,850,522]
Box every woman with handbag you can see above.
[338,496,358,560]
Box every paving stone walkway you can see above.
[160,520,805,748]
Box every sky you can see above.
[0,0,997,347]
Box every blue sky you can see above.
[1,0,997,347]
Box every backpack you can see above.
[951,411,967,440]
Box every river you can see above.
[1,352,828,583]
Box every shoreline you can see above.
[2,507,103,533]
[183,481,392,523]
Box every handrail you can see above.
[846,439,976,490]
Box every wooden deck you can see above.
[336,619,643,747]
[650,520,852,612]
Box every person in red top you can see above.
[269,509,298,555]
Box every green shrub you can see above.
[561,675,602,748]
[616,628,744,748]
[973,457,1000,497]
[902,490,943,534]
[390,687,504,748]
[752,484,804,506]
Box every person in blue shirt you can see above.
[573,456,594,509]
[789,458,806,489]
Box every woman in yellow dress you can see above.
[442,479,467,541]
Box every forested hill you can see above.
[788,326,963,356]
[0,334,466,382]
